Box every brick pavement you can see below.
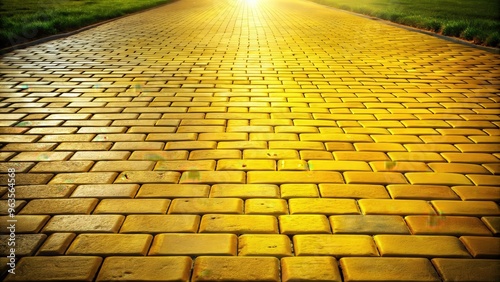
[1,0,500,280]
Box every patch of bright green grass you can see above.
[309,0,500,47]
[0,0,172,49]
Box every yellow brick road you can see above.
[1,0,500,280]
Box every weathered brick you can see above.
[341,257,440,282]
[49,172,117,184]
[405,216,492,236]
[432,258,500,282]
[3,256,102,282]
[0,215,49,233]
[1,184,75,199]
[199,214,278,234]
[42,215,124,233]
[0,234,46,256]
[149,233,237,256]
[91,160,156,172]
[71,184,139,198]
[192,256,280,282]
[330,215,409,234]
[293,234,378,257]
[66,234,152,256]
[217,159,275,171]
[37,233,76,255]
[20,198,98,215]
[129,150,188,160]
[115,171,180,184]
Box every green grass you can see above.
[0,0,172,49]
[308,0,500,47]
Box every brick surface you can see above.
[459,236,500,258]
[3,256,102,282]
[199,214,278,234]
[374,235,470,258]
[238,234,292,257]
[192,256,280,282]
[2,0,499,277]
[149,233,237,256]
[341,257,440,282]
[281,256,342,282]
[66,234,152,256]
[96,257,191,282]
[431,258,500,282]
[293,234,379,257]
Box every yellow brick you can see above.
[129,150,188,160]
[374,235,470,258]
[405,173,472,185]
[199,214,278,234]
[243,149,299,159]
[300,150,334,160]
[341,257,440,282]
[386,184,459,200]
[294,235,378,257]
[431,258,500,282]
[136,184,209,198]
[248,171,343,184]
[428,163,488,174]
[179,171,245,184]
[96,257,192,282]
[281,256,342,282]
[217,159,275,171]
[280,184,319,199]
[146,133,197,141]
[370,161,431,172]
[66,234,152,256]
[300,133,372,142]
[42,215,124,233]
[94,199,170,214]
[217,141,267,149]
[269,141,324,150]
[279,215,331,234]
[115,171,180,184]
[308,160,371,171]
[1,184,74,199]
[210,184,279,198]
[30,161,94,173]
[49,172,117,184]
[431,200,500,216]
[91,161,155,172]
[3,257,102,282]
[333,151,389,161]
[359,199,435,215]
[289,198,359,215]
[406,216,492,236]
[169,198,243,214]
[155,160,216,171]
[250,133,298,141]
[277,160,308,171]
[120,215,200,233]
[334,214,410,236]
[245,199,288,215]
[238,235,292,257]
[467,174,500,186]
[37,233,76,255]
[71,151,129,161]
[192,256,280,282]
[165,141,216,150]
[198,132,248,141]
[110,141,164,150]
[0,215,49,233]
[189,149,241,160]
[451,186,500,201]
[319,184,390,199]
[441,153,499,163]
[149,233,237,256]
[459,236,500,258]
[344,171,407,185]
[19,198,98,215]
